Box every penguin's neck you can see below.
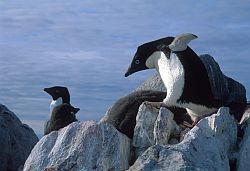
[146,51,185,105]
[50,97,63,115]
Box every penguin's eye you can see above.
[135,60,140,64]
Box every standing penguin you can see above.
[125,33,246,126]
[44,86,80,135]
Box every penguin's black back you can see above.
[44,103,78,135]
[176,47,222,108]
[106,90,189,139]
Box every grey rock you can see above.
[132,103,159,159]
[154,107,180,145]
[132,103,180,159]
[199,54,228,100]
[135,74,166,92]
[23,121,131,171]
[132,103,159,148]
[0,104,38,171]
[200,54,246,121]
[128,107,237,171]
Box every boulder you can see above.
[132,103,159,158]
[23,121,131,171]
[0,104,38,171]
[128,107,237,171]
[199,54,247,121]
[154,107,180,145]
[132,103,180,159]
[135,74,166,92]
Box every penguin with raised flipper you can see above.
[43,86,80,135]
[125,33,247,127]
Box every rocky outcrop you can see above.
[0,104,38,171]
[132,103,180,159]
[199,54,247,121]
[128,107,237,171]
[23,121,131,171]
[135,74,166,92]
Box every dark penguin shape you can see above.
[44,86,80,135]
[44,103,80,135]
[105,90,190,139]
[125,33,246,125]
[44,86,70,113]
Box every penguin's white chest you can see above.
[146,51,217,120]
[157,53,185,105]
[156,53,217,120]
[50,97,63,115]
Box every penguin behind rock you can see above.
[125,33,246,126]
[105,90,189,139]
[44,86,70,113]
[43,86,80,135]
[44,103,80,135]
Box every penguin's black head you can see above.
[44,86,70,103]
[125,37,174,77]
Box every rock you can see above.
[128,107,237,171]
[0,104,38,171]
[200,54,247,121]
[154,107,180,145]
[23,121,131,171]
[132,103,159,158]
[132,103,180,159]
[135,74,166,92]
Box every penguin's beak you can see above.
[72,107,80,114]
[125,65,132,77]
[44,88,53,97]
[44,88,49,93]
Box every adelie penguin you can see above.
[44,86,80,135]
[125,33,247,127]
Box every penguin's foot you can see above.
[144,101,168,109]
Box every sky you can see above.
[0,0,250,137]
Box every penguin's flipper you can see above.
[169,33,198,52]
